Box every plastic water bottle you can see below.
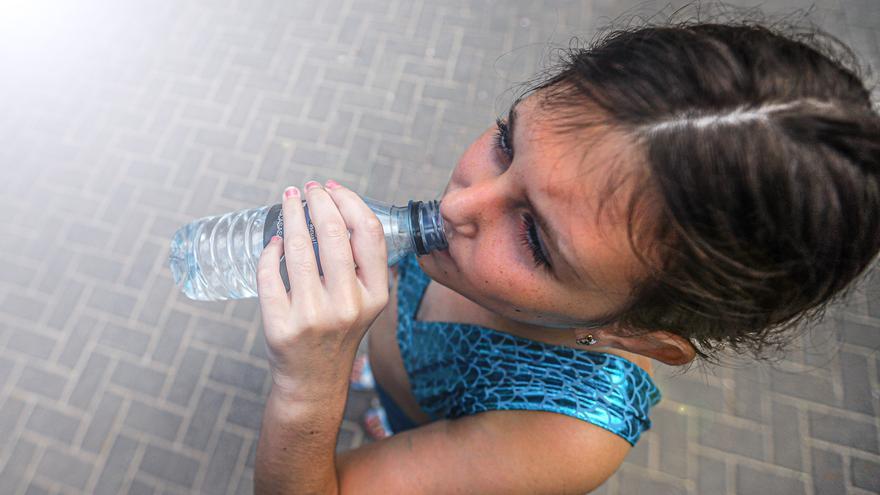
[167,197,448,301]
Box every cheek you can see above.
[465,243,548,307]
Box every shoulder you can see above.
[338,407,632,494]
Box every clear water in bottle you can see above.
[168,198,447,302]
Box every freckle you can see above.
[514,308,521,313]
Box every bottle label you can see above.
[263,202,324,293]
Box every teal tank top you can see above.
[395,253,662,446]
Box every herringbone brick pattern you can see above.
[0,0,877,493]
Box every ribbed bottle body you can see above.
[168,197,446,301]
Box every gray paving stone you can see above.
[5,327,56,360]
[0,292,47,324]
[75,252,124,283]
[56,315,100,369]
[809,409,879,454]
[618,469,687,495]
[16,365,67,400]
[183,387,227,451]
[35,448,93,490]
[129,478,157,495]
[0,397,26,440]
[98,323,151,357]
[770,401,802,471]
[201,430,244,495]
[136,278,172,327]
[209,355,267,393]
[192,317,248,351]
[811,447,845,495]
[0,438,37,493]
[93,434,139,495]
[699,416,767,462]
[151,311,191,365]
[111,361,167,397]
[623,433,651,468]
[68,351,111,410]
[87,286,138,320]
[81,392,124,454]
[63,221,113,250]
[25,404,81,445]
[124,400,184,442]
[838,318,880,348]
[768,367,839,407]
[735,465,805,495]
[166,347,208,407]
[851,456,880,493]
[0,355,14,389]
[653,408,688,478]
[839,350,876,416]
[227,395,264,431]
[697,455,726,494]
[139,444,200,489]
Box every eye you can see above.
[493,118,514,162]
[519,212,552,272]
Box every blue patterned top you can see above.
[395,254,662,446]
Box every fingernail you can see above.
[284,186,299,198]
[325,179,340,189]
[304,181,321,191]
[271,235,282,242]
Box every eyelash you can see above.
[494,118,514,160]
[494,118,552,271]
[520,213,552,271]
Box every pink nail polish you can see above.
[304,181,320,191]
[325,179,340,189]
[284,187,298,198]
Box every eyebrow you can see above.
[507,100,588,287]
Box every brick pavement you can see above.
[0,0,877,493]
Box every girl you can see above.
[252,18,880,495]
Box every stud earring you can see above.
[575,334,598,346]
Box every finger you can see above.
[281,186,322,297]
[302,181,358,293]
[256,235,289,324]
[324,180,389,295]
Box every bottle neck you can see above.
[408,200,448,255]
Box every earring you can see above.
[575,334,598,346]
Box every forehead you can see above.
[516,93,651,290]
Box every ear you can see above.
[610,330,696,366]
[620,330,697,366]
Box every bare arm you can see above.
[255,377,351,494]
[254,266,397,494]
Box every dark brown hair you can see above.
[520,8,880,363]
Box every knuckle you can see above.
[257,263,277,283]
[291,257,316,273]
[297,307,321,331]
[369,295,389,314]
[287,234,312,252]
[364,216,385,237]
[323,222,349,239]
[334,256,356,272]
[336,306,360,325]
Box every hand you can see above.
[256,180,389,398]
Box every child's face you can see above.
[418,93,651,330]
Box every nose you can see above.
[440,178,513,239]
